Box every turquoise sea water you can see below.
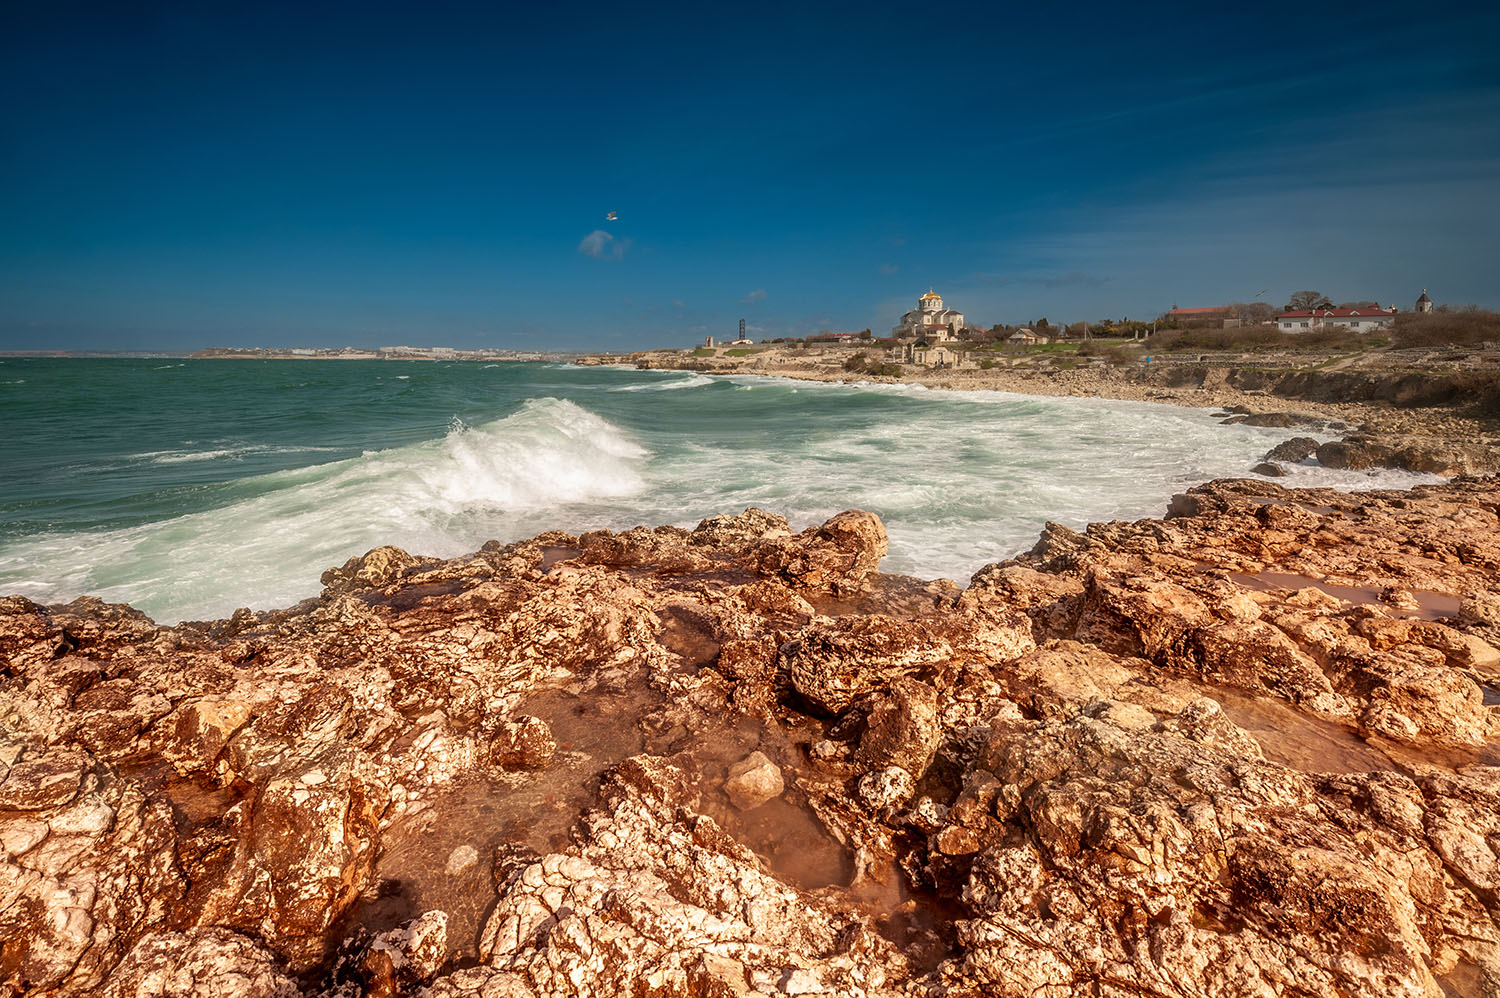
[0,358,1437,623]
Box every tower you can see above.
[1416,288,1433,314]
[739,318,746,339]
[919,289,943,314]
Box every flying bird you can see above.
[605,211,618,222]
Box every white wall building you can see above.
[1275,307,1396,333]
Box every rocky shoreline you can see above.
[578,348,1500,477]
[3,477,1499,996]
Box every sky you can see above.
[2,0,1498,351]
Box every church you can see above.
[892,289,965,341]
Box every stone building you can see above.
[1416,288,1433,314]
[893,289,965,341]
[900,342,968,368]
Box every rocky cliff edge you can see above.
[2,483,1499,997]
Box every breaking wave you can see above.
[0,398,648,622]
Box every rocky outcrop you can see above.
[2,485,1499,996]
[1316,433,1497,476]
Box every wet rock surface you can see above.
[2,486,1500,996]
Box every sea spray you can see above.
[0,357,1441,623]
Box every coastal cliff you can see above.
[2,481,1499,996]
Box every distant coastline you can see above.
[191,346,577,362]
[0,347,576,362]
[574,340,1500,477]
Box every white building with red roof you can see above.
[1275,306,1396,333]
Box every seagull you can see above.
[605,211,618,222]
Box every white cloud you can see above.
[578,229,627,259]
[739,288,768,304]
[879,263,899,275]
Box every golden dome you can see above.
[920,289,941,300]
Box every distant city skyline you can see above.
[3,1,1497,351]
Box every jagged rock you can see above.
[1317,434,1498,475]
[690,506,792,548]
[781,614,951,714]
[1264,436,1319,463]
[489,715,556,769]
[356,911,449,997]
[745,510,888,593]
[854,678,942,777]
[100,929,302,998]
[857,766,915,810]
[1242,411,1307,427]
[0,751,90,810]
[319,544,422,594]
[2,494,1500,998]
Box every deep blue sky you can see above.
[3,1,1497,351]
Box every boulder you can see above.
[0,752,89,811]
[723,751,783,810]
[1263,436,1319,462]
[489,716,556,770]
[854,678,942,777]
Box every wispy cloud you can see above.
[878,263,899,275]
[578,229,629,260]
[739,288,768,304]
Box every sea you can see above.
[0,358,1440,624]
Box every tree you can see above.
[1336,301,1378,310]
[1231,302,1276,324]
[1036,317,1050,329]
[1286,290,1333,311]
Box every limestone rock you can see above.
[100,929,302,998]
[723,750,783,810]
[857,766,915,810]
[489,715,556,769]
[0,752,89,811]
[1,493,1499,998]
[854,678,942,778]
[1264,436,1319,463]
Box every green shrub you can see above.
[1391,309,1500,348]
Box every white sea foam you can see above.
[610,374,716,392]
[0,373,1447,623]
[130,444,344,465]
[0,398,649,622]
